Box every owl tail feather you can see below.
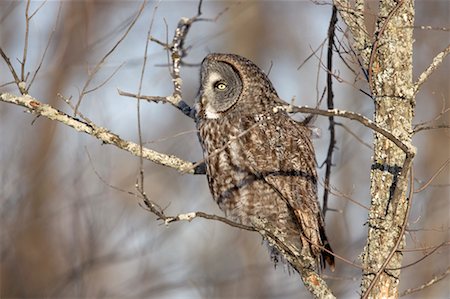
[320,227,336,272]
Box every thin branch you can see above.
[326,183,370,210]
[297,37,327,70]
[322,5,338,217]
[400,241,450,252]
[163,211,255,232]
[387,241,448,271]
[0,47,24,93]
[117,89,194,119]
[400,267,450,296]
[405,25,450,31]
[84,62,125,95]
[414,44,450,94]
[28,2,62,92]
[0,93,197,174]
[135,3,159,197]
[413,105,450,134]
[414,158,450,193]
[28,0,47,19]
[21,0,31,83]
[74,1,147,113]
[335,122,372,149]
[280,105,411,154]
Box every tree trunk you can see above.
[360,0,415,298]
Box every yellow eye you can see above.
[215,82,227,90]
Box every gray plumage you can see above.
[195,53,334,272]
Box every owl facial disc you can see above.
[200,60,243,118]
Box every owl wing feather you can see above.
[238,112,335,270]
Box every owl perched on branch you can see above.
[195,53,334,273]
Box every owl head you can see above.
[196,53,279,120]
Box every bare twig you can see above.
[84,62,125,95]
[400,267,450,296]
[0,48,24,93]
[388,241,448,271]
[28,2,62,92]
[335,122,372,149]
[117,89,194,119]
[414,158,450,193]
[74,1,147,113]
[325,183,370,210]
[322,5,338,216]
[406,25,450,31]
[400,241,450,252]
[21,0,31,83]
[28,0,47,19]
[135,4,158,195]
[297,38,327,70]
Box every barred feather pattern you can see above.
[195,53,334,272]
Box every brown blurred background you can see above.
[0,1,448,298]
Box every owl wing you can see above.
[240,112,335,270]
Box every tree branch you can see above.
[333,0,371,65]
[322,5,338,217]
[414,43,450,94]
[0,92,198,174]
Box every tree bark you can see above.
[360,0,415,298]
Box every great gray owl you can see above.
[195,53,335,272]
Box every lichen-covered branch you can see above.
[0,92,197,174]
[333,0,371,65]
[414,43,450,94]
[250,217,336,299]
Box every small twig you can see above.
[74,1,147,113]
[163,211,256,232]
[387,241,448,271]
[135,4,158,195]
[297,38,327,70]
[335,122,372,149]
[0,47,24,93]
[325,183,370,210]
[117,89,195,119]
[21,0,31,83]
[400,267,450,296]
[400,241,450,252]
[28,2,62,92]
[84,62,125,95]
[28,0,47,19]
[414,158,450,193]
[405,25,450,31]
